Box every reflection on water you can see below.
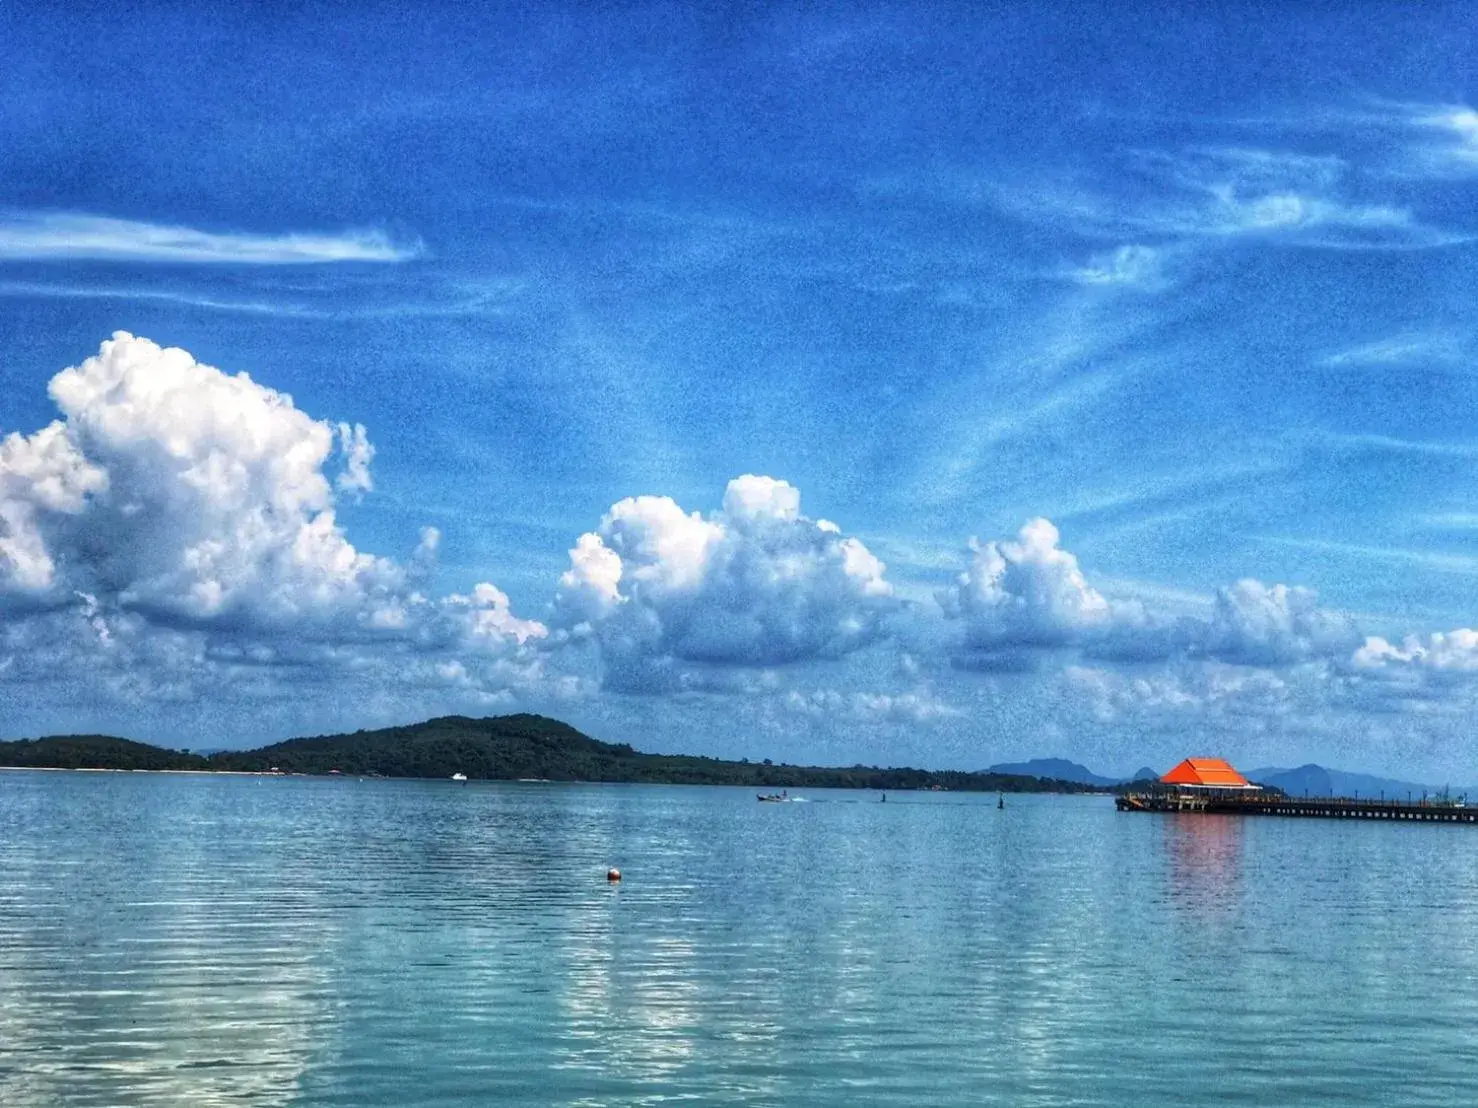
[3,774,1478,1105]
[1163,812,1245,923]
[0,775,337,1105]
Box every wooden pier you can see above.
[1117,791,1478,823]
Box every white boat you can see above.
[451,772,467,782]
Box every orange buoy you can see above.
[606,868,621,882]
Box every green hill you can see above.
[2,713,1098,793]
[0,735,208,771]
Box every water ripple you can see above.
[2,773,1478,1104]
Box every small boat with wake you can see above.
[757,789,793,802]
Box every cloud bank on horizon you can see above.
[5,3,1478,777]
[3,333,1477,778]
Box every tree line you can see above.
[1,714,1103,793]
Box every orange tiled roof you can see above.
[1161,757,1252,788]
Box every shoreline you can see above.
[0,764,1108,793]
[0,774,280,780]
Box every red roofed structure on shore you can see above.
[1160,757,1258,790]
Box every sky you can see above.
[4,2,1478,777]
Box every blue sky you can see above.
[4,2,1478,777]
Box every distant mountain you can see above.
[986,758,1164,787]
[1,715,1101,793]
[983,758,1469,799]
[1250,764,1333,797]
[1248,764,1459,800]
[987,758,1124,788]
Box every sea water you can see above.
[1,771,1475,1105]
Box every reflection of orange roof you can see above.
[1161,757,1253,788]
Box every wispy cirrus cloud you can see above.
[0,279,328,316]
[1292,100,1478,181]
[1301,430,1478,459]
[1209,99,1478,182]
[998,144,1471,251]
[1416,513,1478,531]
[0,212,422,264]
[1319,331,1469,369]
[0,279,513,319]
[1064,243,1165,287]
[1258,535,1478,576]
[1403,104,1478,177]
[1163,190,1444,249]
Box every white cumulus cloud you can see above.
[938,518,1111,656]
[1205,579,1358,665]
[1353,629,1478,674]
[937,519,1357,670]
[553,475,895,690]
[0,334,545,719]
[335,423,376,495]
[29,332,398,629]
[0,420,108,593]
[782,686,961,724]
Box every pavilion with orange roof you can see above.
[1120,755,1478,820]
[1160,757,1260,790]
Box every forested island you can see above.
[0,713,1100,793]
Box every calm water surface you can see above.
[2,771,1476,1105]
